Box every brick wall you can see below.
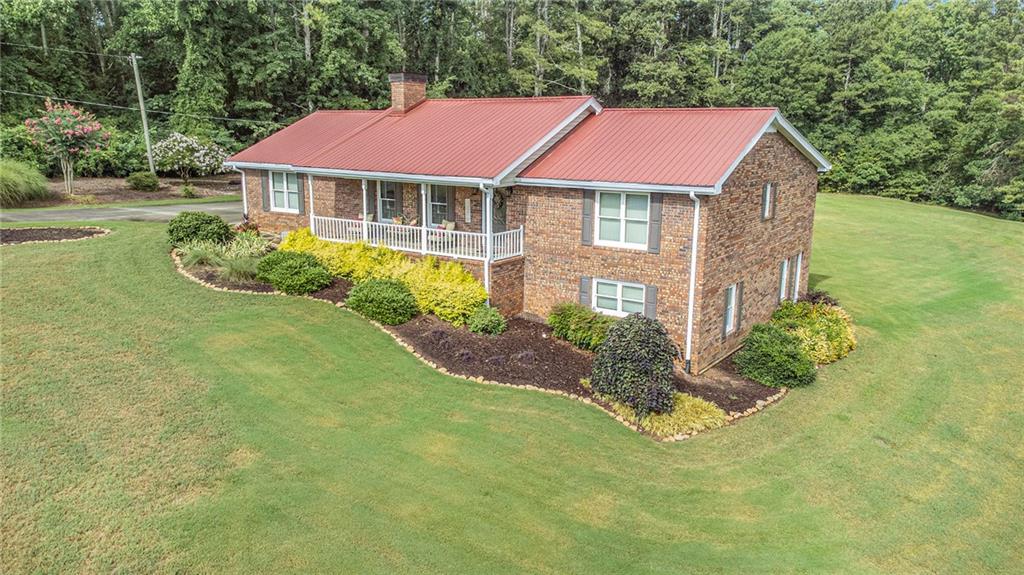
[692,132,819,372]
[241,169,309,233]
[519,186,696,350]
[489,256,525,315]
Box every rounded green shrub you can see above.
[0,159,53,207]
[126,171,159,192]
[256,251,332,295]
[547,302,616,351]
[167,211,233,245]
[468,305,506,335]
[345,278,419,325]
[733,323,817,388]
[591,314,678,417]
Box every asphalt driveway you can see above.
[0,201,244,223]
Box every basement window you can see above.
[593,279,645,317]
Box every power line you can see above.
[0,89,284,126]
[0,41,131,60]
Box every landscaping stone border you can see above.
[171,250,788,442]
[0,226,111,246]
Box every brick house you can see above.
[224,73,830,373]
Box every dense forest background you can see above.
[1,0,1021,218]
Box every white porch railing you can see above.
[311,216,524,261]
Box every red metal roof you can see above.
[229,96,594,179]
[519,108,778,187]
[227,110,385,165]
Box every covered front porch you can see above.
[312,214,523,261]
[308,177,523,262]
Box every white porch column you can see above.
[307,174,315,234]
[420,183,428,254]
[360,179,368,241]
[482,185,493,301]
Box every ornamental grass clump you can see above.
[603,392,727,437]
[591,314,678,417]
[771,301,856,365]
[256,251,331,295]
[0,159,53,207]
[346,279,419,325]
[733,323,816,388]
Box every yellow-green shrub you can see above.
[600,392,727,437]
[280,228,487,326]
[403,256,487,326]
[771,301,856,365]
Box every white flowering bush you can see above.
[153,132,228,182]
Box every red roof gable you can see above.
[519,108,778,188]
[227,110,384,165]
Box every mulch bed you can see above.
[0,227,106,245]
[390,315,777,414]
[16,174,239,209]
[189,265,352,304]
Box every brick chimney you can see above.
[388,72,427,114]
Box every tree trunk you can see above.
[60,156,74,196]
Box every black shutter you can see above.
[261,171,270,212]
[736,281,745,332]
[446,186,456,221]
[296,174,306,215]
[644,284,658,319]
[579,276,592,307]
[581,190,594,245]
[647,193,663,254]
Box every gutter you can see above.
[684,191,701,372]
[223,161,491,187]
[232,167,249,219]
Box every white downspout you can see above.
[233,167,249,220]
[307,174,315,234]
[480,183,493,303]
[684,191,701,373]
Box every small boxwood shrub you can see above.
[771,301,856,364]
[256,251,331,295]
[346,278,419,325]
[602,392,727,437]
[547,302,616,351]
[126,171,159,192]
[468,305,506,335]
[167,211,233,245]
[591,314,678,417]
[0,159,52,207]
[733,323,816,388]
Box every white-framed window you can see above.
[377,181,400,221]
[593,279,645,317]
[724,283,738,335]
[270,171,300,213]
[595,191,649,249]
[429,185,451,226]
[778,258,790,302]
[791,251,802,299]
[761,182,776,220]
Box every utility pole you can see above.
[129,52,155,174]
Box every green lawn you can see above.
[5,193,241,211]
[2,194,1022,573]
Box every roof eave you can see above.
[514,177,717,195]
[223,161,492,186]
